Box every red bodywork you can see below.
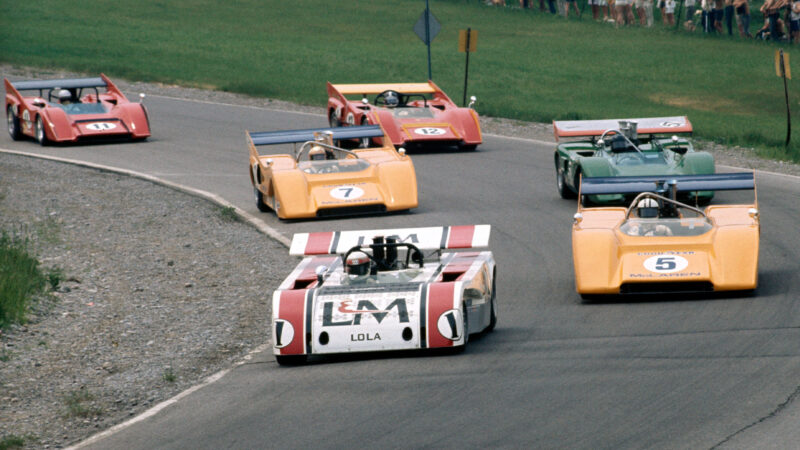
[327,81,482,149]
[4,74,150,144]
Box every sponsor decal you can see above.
[643,255,689,273]
[350,332,381,341]
[86,122,117,131]
[22,109,30,122]
[273,319,295,349]
[436,309,463,341]
[323,298,410,326]
[346,112,355,125]
[330,185,364,200]
[413,127,446,136]
[660,121,681,127]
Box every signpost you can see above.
[775,49,792,148]
[414,0,441,80]
[458,28,477,107]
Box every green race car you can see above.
[553,117,715,205]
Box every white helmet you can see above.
[57,89,72,103]
[346,251,371,281]
[635,198,659,218]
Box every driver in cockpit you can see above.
[345,251,374,284]
[383,91,400,108]
[626,198,674,236]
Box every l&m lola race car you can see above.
[327,81,482,150]
[5,74,150,145]
[272,225,496,365]
[553,117,714,205]
[248,125,418,219]
[572,172,759,299]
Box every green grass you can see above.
[0,231,49,328]
[218,206,240,223]
[63,389,101,418]
[0,434,26,450]
[162,367,176,382]
[1,0,799,160]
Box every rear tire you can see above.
[254,186,270,213]
[329,109,340,128]
[7,106,21,140]
[556,157,576,199]
[276,355,307,366]
[486,270,497,332]
[35,116,48,146]
[458,143,477,151]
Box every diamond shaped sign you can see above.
[414,10,441,45]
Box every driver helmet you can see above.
[57,89,72,104]
[635,198,660,219]
[383,91,399,108]
[346,251,371,281]
[308,145,328,161]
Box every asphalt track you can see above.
[3,88,800,449]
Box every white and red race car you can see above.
[272,225,497,365]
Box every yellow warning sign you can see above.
[775,50,791,79]
[458,29,477,53]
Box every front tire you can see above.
[359,117,370,148]
[329,109,340,128]
[556,157,576,199]
[35,116,48,146]
[7,106,21,140]
[458,143,477,151]
[254,186,270,213]
[276,354,307,366]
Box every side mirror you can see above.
[573,213,583,224]
[596,139,605,147]
[468,96,477,108]
[361,98,369,105]
[411,249,423,266]
[266,158,273,166]
[139,93,146,103]
[315,265,327,284]
[748,208,759,219]
[33,99,46,108]
[398,147,406,156]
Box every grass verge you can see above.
[0,231,53,329]
[1,0,798,161]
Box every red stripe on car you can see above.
[446,225,475,249]
[305,232,334,255]
[278,290,307,355]
[427,282,456,348]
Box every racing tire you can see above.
[580,293,600,304]
[329,109,340,128]
[486,269,497,332]
[556,160,577,199]
[254,186,270,213]
[275,354,307,366]
[34,116,48,146]
[6,106,21,141]
[458,143,477,152]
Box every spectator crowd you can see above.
[489,0,800,42]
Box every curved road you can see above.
[3,87,800,449]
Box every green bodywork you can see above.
[554,136,715,205]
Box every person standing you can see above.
[685,0,698,30]
[724,0,735,34]
[665,0,677,24]
[564,0,581,17]
[734,0,751,36]
[712,0,725,32]
[616,0,636,24]
[636,0,655,25]
[791,0,800,42]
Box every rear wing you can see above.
[9,77,107,91]
[580,172,755,196]
[553,117,692,141]
[329,82,437,97]
[248,125,384,146]
[289,225,491,256]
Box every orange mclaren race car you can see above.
[572,173,759,299]
[248,125,417,219]
[5,74,150,145]
[327,81,482,150]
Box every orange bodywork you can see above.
[572,204,759,295]
[248,135,418,219]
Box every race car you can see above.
[572,172,759,299]
[248,125,418,219]
[5,74,150,145]
[327,81,482,150]
[553,117,714,205]
[272,225,497,365]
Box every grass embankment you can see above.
[0,232,58,329]
[1,0,798,160]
